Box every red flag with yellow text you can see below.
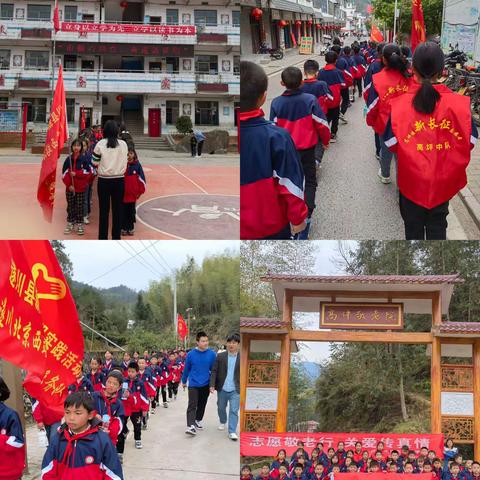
[80,105,86,131]
[177,313,188,340]
[411,0,426,52]
[37,65,68,222]
[370,23,384,43]
[0,241,83,416]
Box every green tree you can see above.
[51,240,73,281]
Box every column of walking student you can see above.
[61,121,146,238]
[241,438,480,480]
[240,39,478,241]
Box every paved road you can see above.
[264,58,480,239]
[24,387,239,479]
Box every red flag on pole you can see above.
[177,313,188,340]
[37,65,68,222]
[0,241,84,417]
[80,105,86,131]
[53,0,60,33]
[370,23,384,42]
[411,0,426,52]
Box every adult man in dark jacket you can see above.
[210,332,240,441]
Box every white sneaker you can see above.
[135,440,142,449]
[228,432,238,441]
[83,216,90,224]
[185,425,197,435]
[218,424,226,431]
[194,420,203,430]
[339,113,348,124]
[377,168,391,184]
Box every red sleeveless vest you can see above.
[390,84,473,209]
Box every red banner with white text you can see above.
[0,241,84,416]
[336,474,433,480]
[240,432,444,457]
[61,22,196,36]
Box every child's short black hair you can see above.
[196,331,208,341]
[304,59,319,74]
[325,51,338,64]
[472,462,480,467]
[353,45,360,54]
[64,391,94,412]
[107,370,124,386]
[281,66,303,89]
[343,46,351,55]
[391,450,399,455]
[370,461,379,468]
[0,376,10,402]
[128,361,139,371]
[331,45,341,55]
[241,464,252,472]
[294,462,303,469]
[240,60,268,112]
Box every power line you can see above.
[140,240,171,275]
[117,241,164,279]
[151,241,174,274]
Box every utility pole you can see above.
[393,0,398,42]
[185,307,193,349]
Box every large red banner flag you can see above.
[240,432,444,457]
[370,23,384,43]
[337,474,433,480]
[37,65,68,222]
[53,0,60,33]
[0,241,84,416]
[177,313,188,340]
[411,0,426,52]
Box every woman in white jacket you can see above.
[92,120,128,239]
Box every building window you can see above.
[166,100,179,125]
[166,9,178,25]
[22,97,47,123]
[195,55,218,74]
[25,51,49,70]
[149,16,161,24]
[232,10,240,26]
[82,13,94,22]
[195,101,219,126]
[0,50,10,69]
[66,98,75,123]
[149,61,162,72]
[64,55,77,70]
[64,5,77,21]
[0,4,14,19]
[81,60,94,71]
[233,55,240,75]
[27,4,51,20]
[194,10,217,27]
[166,57,179,73]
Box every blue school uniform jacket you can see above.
[0,402,25,480]
[68,376,94,395]
[363,59,383,101]
[300,79,333,114]
[240,109,308,239]
[41,420,123,479]
[270,89,330,150]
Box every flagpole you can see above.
[51,26,56,102]
[393,0,398,42]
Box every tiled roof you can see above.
[261,274,463,284]
[437,322,480,334]
[240,317,286,329]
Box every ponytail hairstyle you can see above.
[412,42,444,114]
[382,43,409,77]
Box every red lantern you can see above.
[251,7,263,20]
[116,95,124,102]
[307,19,313,25]
[120,1,128,7]
[295,20,302,26]
[278,20,287,27]
[315,24,321,29]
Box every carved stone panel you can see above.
[441,392,474,416]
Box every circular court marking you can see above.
[136,194,239,239]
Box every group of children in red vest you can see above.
[62,128,146,237]
[241,439,480,480]
[240,38,478,241]
[0,349,186,479]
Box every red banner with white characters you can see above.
[240,433,444,457]
[0,241,84,416]
[337,474,433,480]
[61,22,196,36]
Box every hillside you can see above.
[71,281,138,306]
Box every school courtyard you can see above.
[0,148,239,240]
[23,386,239,479]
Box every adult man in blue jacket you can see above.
[181,330,217,435]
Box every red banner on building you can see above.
[411,0,426,52]
[36,65,68,222]
[0,241,84,415]
[240,432,444,457]
[177,313,188,340]
[337,474,433,480]
[61,22,196,36]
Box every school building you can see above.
[0,0,240,137]
[241,0,347,55]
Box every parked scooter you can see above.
[259,42,284,60]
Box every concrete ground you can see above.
[0,149,239,239]
[260,55,480,240]
[23,388,239,479]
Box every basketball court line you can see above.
[168,164,209,194]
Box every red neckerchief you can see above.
[304,78,317,83]
[61,425,98,466]
[239,109,264,121]
[100,389,118,418]
[324,64,336,71]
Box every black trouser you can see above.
[66,190,85,224]
[375,133,381,155]
[354,77,363,96]
[168,381,179,399]
[197,140,204,156]
[152,387,160,408]
[399,193,449,240]
[122,202,136,231]
[262,224,291,240]
[327,107,340,136]
[298,147,316,217]
[97,177,125,240]
[340,88,350,115]
[191,140,197,157]
[161,385,168,402]
[186,385,210,427]
[116,411,142,453]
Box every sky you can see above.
[64,240,239,291]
